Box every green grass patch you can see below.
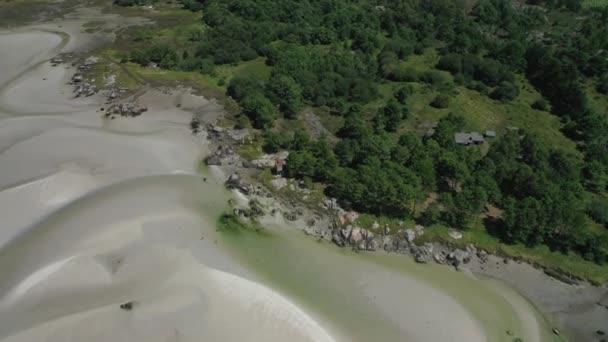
[310,107,344,135]
[387,49,579,154]
[586,80,608,118]
[421,224,608,284]
[354,214,415,234]
[217,212,268,236]
[583,0,608,7]
[237,133,264,160]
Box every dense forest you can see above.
[121,0,608,264]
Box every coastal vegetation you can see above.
[115,0,608,279]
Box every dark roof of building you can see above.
[455,132,484,144]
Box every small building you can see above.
[274,159,285,175]
[454,132,484,145]
[485,130,496,138]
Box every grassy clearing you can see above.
[420,224,608,284]
[311,108,344,135]
[583,0,608,7]
[373,49,582,154]
[237,133,264,160]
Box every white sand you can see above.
[0,31,63,88]
[0,25,337,342]
[0,18,557,342]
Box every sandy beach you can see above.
[0,6,580,342]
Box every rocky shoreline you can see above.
[199,121,593,281]
[200,118,607,342]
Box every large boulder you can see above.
[404,229,416,242]
[392,237,410,253]
[332,232,345,247]
[365,236,379,251]
[433,253,446,264]
[225,173,243,189]
[466,244,477,256]
[382,236,394,251]
[270,177,288,190]
[412,245,432,263]
[477,250,489,263]
[205,155,221,166]
[340,225,353,241]
[447,249,471,269]
[349,227,363,246]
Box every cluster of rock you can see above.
[78,56,100,72]
[67,56,103,98]
[50,57,64,67]
[224,172,271,198]
[206,124,251,143]
[70,73,97,97]
[190,118,201,134]
[232,199,265,221]
[329,221,491,270]
[251,151,289,169]
[332,226,380,251]
[104,102,147,117]
[206,145,241,167]
[49,53,75,67]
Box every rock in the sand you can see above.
[120,302,133,311]
[372,221,380,230]
[433,253,445,264]
[466,244,477,256]
[392,237,410,253]
[205,155,221,166]
[423,242,434,254]
[283,211,297,221]
[382,236,394,251]
[72,73,84,83]
[412,245,432,263]
[106,102,147,117]
[349,227,363,245]
[366,238,379,251]
[332,232,345,246]
[404,229,416,242]
[340,225,352,240]
[225,173,243,189]
[447,249,470,269]
[477,250,489,263]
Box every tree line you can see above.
[120,0,608,264]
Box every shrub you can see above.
[394,85,414,104]
[420,70,447,87]
[263,131,291,153]
[587,198,608,228]
[597,76,608,95]
[430,94,450,108]
[491,81,519,102]
[531,98,548,111]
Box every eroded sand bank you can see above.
[0,19,560,342]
